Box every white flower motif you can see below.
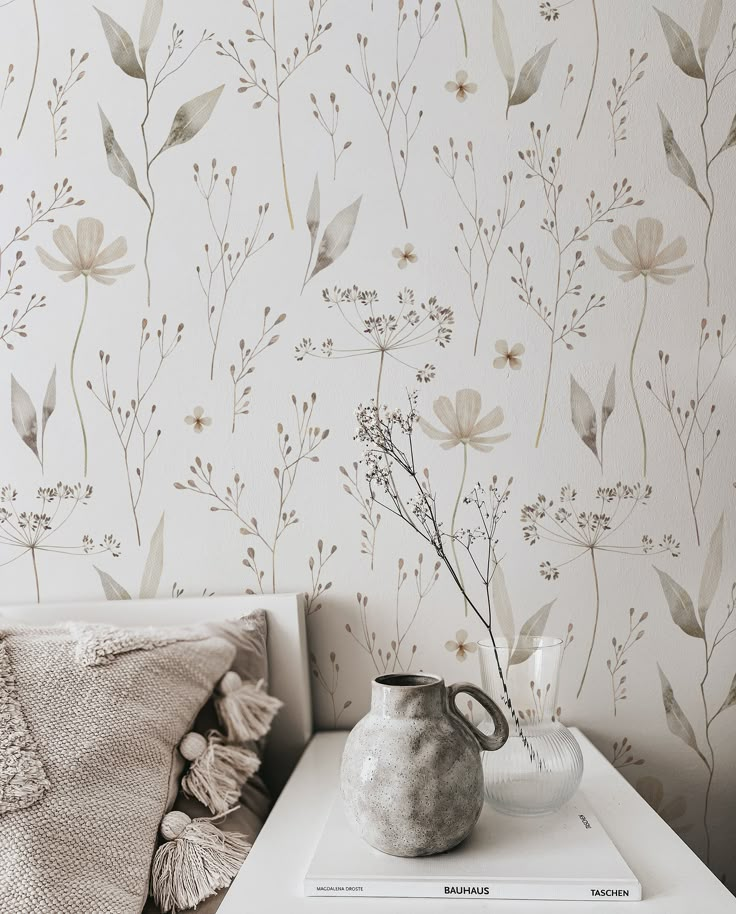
[445,629,478,662]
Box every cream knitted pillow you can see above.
[0,620,238,914]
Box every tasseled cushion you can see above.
[214,673,283,744]
[152,812,251,914]
[180,730,261,816]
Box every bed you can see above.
[0,592,314,912]
[2,592,314,795]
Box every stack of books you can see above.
[305,792,641,902]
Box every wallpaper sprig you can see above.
[0,175,83,350]
[175,393,329,592]
[47,48,88,158]
[493,0,554,118]
[295,285,454,402]
[96,0,221,306]
[521,483,679,699]
[37,216,133,477]
[647,314,735,545]
[88,313,183,544]
[511,122,643,447]
[655,2,736,309]
[217,0,334,230]
[655,515,735,865]
[347,0,440,228]
[434,138,524,356]
[0,483,120,602]
[192,159,273,381]
[596,216,691,476]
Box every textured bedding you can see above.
[0,609,271,914]
[0,621,236,914]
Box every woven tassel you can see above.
[152,810,251,914]
[179,730,261,815]
[214,672,283,744]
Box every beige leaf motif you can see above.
[658,665,700,755]
[655,567,702,639]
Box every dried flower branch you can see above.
[355,395,534,762]
[434,139,524,356]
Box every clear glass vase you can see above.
[477,636,583,816]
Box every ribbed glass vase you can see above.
[477,636,583,816]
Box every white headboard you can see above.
[1,592,312,795]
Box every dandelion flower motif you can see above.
[539,2,560,21]
[445,629,477,662]
[36,217,133,285]
[595,217,691,285]
[445,70,477,102]
[493,339,525,370]
[392,243,418,269]
[419,389,509,452]
[185,407,212,433]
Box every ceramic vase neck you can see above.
[370,674,446,719]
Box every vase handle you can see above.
[447,682,509,752]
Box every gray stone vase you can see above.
[340,673,509,857]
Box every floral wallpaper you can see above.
[1,0,735,885]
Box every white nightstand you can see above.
[220,729,736,913]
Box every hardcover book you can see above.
[304,791,642,901]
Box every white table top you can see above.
[221,728,736,913]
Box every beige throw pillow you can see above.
[0,620,238,914]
